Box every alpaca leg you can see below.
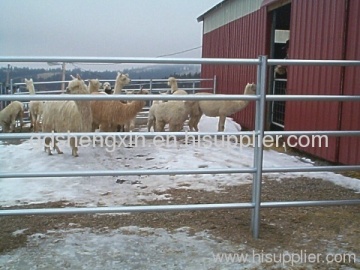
[155,120,165,132]
[2,123,10,133]
[92,122,99,131]
[53,139,63,155]
[70,137,78,157]
[117,125,125,132]
[147,116,155,132]
[169,123,182,132]
[18,111,23,132]
[218,115,226,132]
[30,112,34,130]
[188,117,197,132]
[35,114,41,132]
[147,119,153,132]
[44,137,53,155]
[9,115,17,132]
[190,114,201,132]
[32,114,37,132]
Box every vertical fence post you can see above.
[213,75,217,94]
[251,55,267,239]
[149,79,153,94]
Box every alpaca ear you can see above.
[76,74,81,80]
[70,75,76,80]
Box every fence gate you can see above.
[271,78,287,129]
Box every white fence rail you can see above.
[0,56,360,239]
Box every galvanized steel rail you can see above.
[0,56,360,239]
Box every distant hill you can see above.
[0,64,201,92]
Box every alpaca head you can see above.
[167,77,178,92]
[24,78,34,88]
[116,72,131,86]
[244,83,257,95]
[66,76,88,94]
[88,79,102,89]
[103,82,111,90]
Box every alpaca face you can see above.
[245,83,257,95]
[25,78,33,88]
[89,79,102,89]
[116,72,131,85]
[66,78,87,94]
[167,77,176,86]
[103,82,111,90]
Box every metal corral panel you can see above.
[285,0,347,162]
[202,0,263,34]
[201,8,267,130]
[338,0,360,165]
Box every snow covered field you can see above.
[1,116,359,269]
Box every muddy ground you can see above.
[1,176,359,269]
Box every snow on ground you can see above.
[1,116,359,269]
[0,227,254,270]
[1,116,359,207]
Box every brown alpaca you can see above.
[90,72,131,131]
[91,73,149,132]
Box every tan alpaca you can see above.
[25,78,43,132]
[90,72,131,131]
[91,73,149,132]
[41,75,92,157]
[0,101,24,132]
[186,83,257,132]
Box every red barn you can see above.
[198,0,360,165]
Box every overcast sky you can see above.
[0,0,221,71]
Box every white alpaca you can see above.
[41,75,92,157]
[154,100,190,132]
[25,78,43,132]
[167,76,188,96]
[88,79,102,93]
[152,77,190,132]
[0,101,24,132]
[186,83,257,132]
[147,100,164,132]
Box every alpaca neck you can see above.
[89,85,98,93]
[170,82,178,93]
[75,100,92,121]
[114,82,126,94]
[74,88,92,121]
[125,100,146,117]
[27,84,35,95]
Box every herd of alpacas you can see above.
[0,73,256,157]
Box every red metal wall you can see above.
[201,8,268,130]
[338,0,360,165]
[285,0,347,162]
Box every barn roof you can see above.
[197,0,283,22]
[197,0,228,22]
